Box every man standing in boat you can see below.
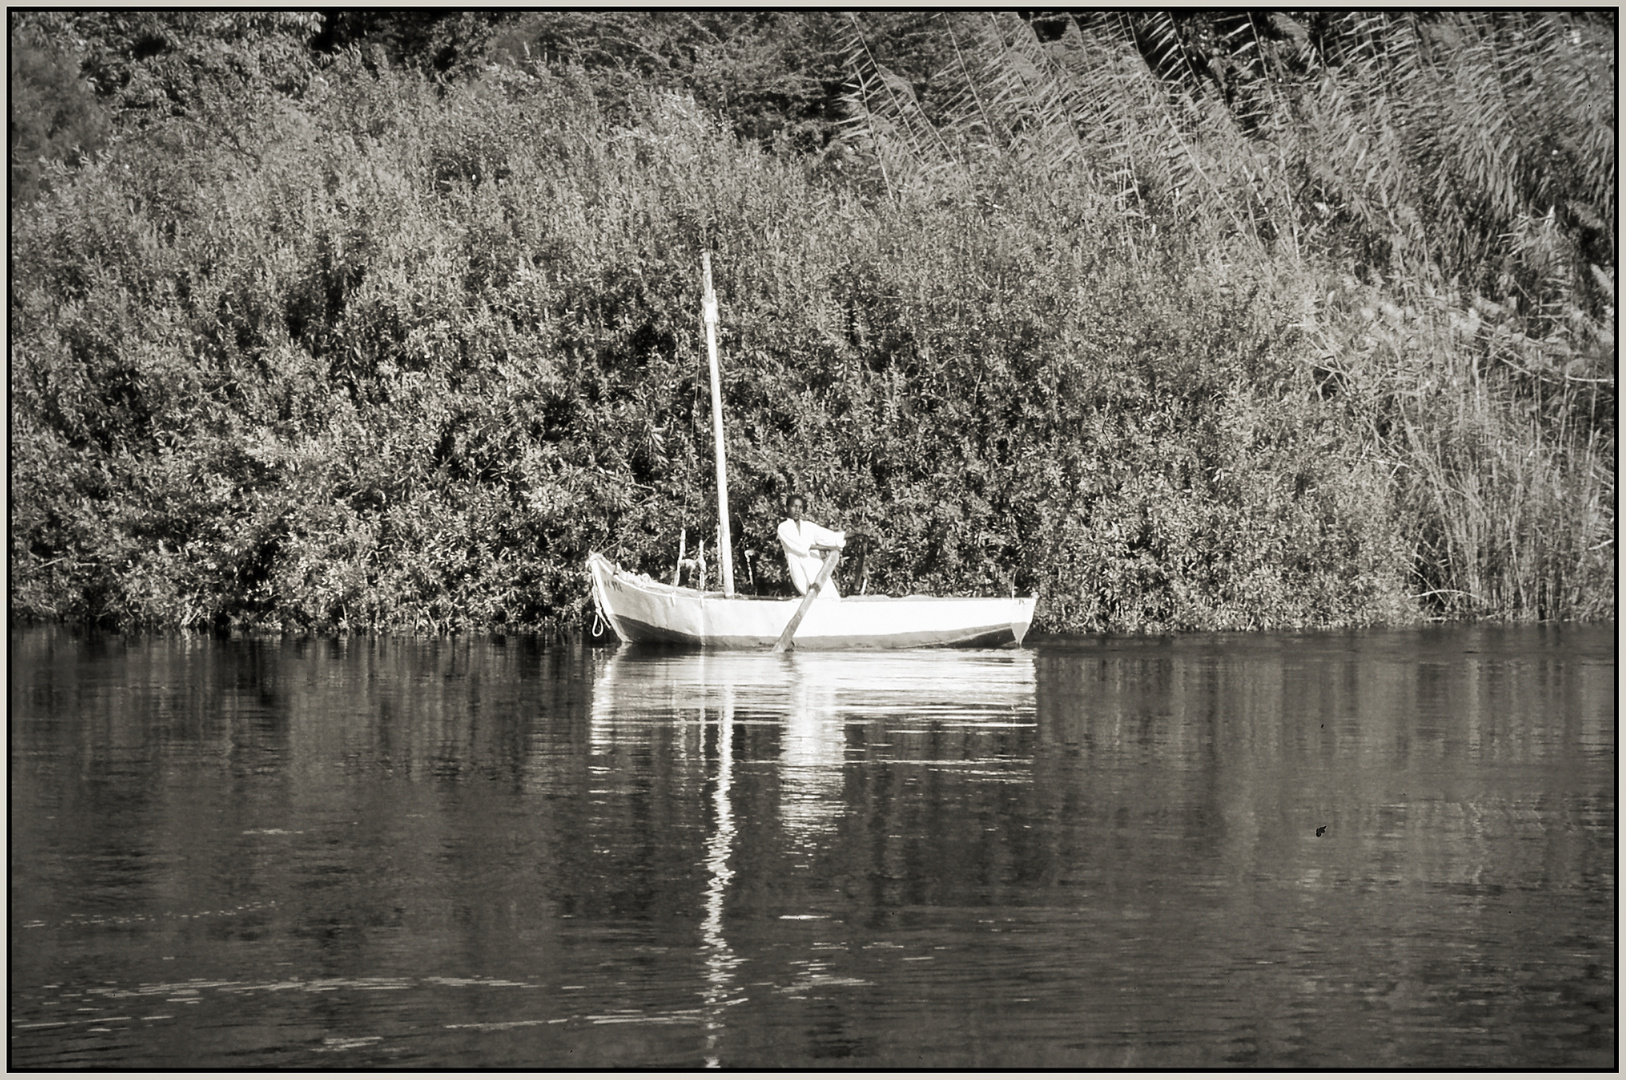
[778,494,846,597]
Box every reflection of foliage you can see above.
[7,12,1614,633]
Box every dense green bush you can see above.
[9,12,1614,635]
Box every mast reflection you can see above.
[700,672,737,1068]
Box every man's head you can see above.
[787,494,806,519]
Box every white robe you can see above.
[777,517,845,597]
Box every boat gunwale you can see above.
[590,553,1036,606]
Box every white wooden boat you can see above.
[585,254,1037,651]
[588,551,1035,649]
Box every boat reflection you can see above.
[589,647,1038,732]
[589,646,1038,1064]
[590,648,1039,838]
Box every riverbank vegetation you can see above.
[10,11,1615,634]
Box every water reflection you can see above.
[9,628,1613,1068]
[591,647,1039,849]
[700,680,737,1069]
[781,664,842,841]
[586,647,1042,1061]
[588,647,1039,1061]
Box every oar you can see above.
[772,546,841,653]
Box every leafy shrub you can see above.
[8,15,1612,635]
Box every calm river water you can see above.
[9,625,1615,1068]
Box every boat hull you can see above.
[588,552,1034,649]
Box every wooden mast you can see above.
[701,253,735,596]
